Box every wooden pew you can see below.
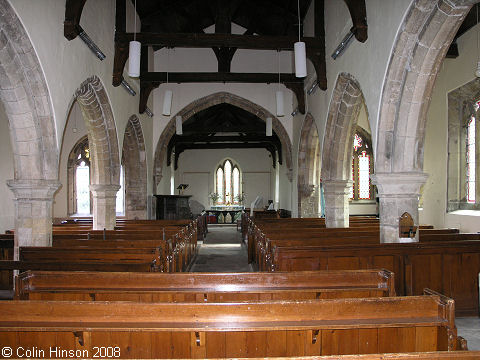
[19,247,162,271]
[248,352,480,359]
[0,293,466,358]
[15,269,396,301]
[0,236,13,290]
[268,240,480,316]
[0,260,156,272]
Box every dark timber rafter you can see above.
[64,0,88,40]
[343,0,368,42]
[172,142,278,170]
[112,0,326,115]
[138,72,305,114]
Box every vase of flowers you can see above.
[209,192,219,206]
[235,192,246,205]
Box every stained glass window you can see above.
[349,156,354,199]
[216,167,224,203]
[351,131,374,201]
[358,151,371,199]
[233,167,240,201]
[353,133,363,151]
[215,160,242,205]
[224,160,232,204]
[467,116,476,203]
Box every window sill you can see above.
[448,210,480,216]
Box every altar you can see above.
[206,206,244,224]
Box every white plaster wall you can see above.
[303,0,413,163]
[0,101,14,232]
[8,0,154,197]
[171,149,273,209]
[421,22,480,232]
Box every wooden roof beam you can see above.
[138,72,305,115]
[64,0,88,40]
[343,0,368,43]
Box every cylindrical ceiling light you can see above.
[175,115,183,135]
[294,0,307,78]
[162,90,173,116]
[266,117,272,137]
[276,51,285,117]
[276,90,284,117]
[128,0,141,78]
[294,41,307,78]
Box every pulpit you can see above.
[154,195,192,220]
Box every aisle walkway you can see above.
[190,224,252,272]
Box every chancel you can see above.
[0,0,480,358]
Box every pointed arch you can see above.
[298,113,321,217]
[75,76,120,186]
[321,73,365,182]
[153,92,293,190]
[376,0,475,174]
[122,115,147,219]
[0,0,58,181]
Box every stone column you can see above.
[323,180,352,228]
[90,184,120,230]
[7,179,61,260]
[371,172,428,243]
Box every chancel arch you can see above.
[122,115,147,219]
[153,92,293,192]
[297,113,321,218]
[321,73,365,227]
[374,0,476,243]
[74,76,120,229]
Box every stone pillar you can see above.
[90,184,120,230]
[323,180,352,228]
[371,172,428,243]
[7,179,61,260]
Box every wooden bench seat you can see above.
[0,293,465,358]
[246,352,480,359]
[14,269,396,301]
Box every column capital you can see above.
[7,179,61,200]
[322,179,353,195]
[90,184,121,198]
[371,172,428,197]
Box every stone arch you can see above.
[377,0,474,174]
[75,76,120,229]
[122,115,147,219]
[297,113,321,217]
[321,73,366,227]
[75,76,120,185]
[322,73,365,181]
[0,0,58,182]
[374,0,474,242]
[153,92,293,191]
[0,0,60,254]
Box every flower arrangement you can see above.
[209,192,219,204]
[235,192,246,204]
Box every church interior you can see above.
[1,0,480,358]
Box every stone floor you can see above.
[457,317,480,350]
[189,224,252,272]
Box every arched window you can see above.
[467,115,476,203]
[350,132,375,200]
[215,159,242,205]
[68,136,91,215]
